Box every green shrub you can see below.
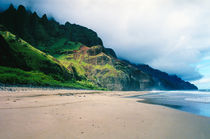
[0,66,103,89]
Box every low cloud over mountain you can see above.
[1,0,210,81]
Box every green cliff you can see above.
[0,29,100,89]
[0,5,197,90]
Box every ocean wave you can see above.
[164,91,210,95]
[185,97,210,103]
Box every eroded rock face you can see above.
[0,5,198,90]
[85,53,112,65]
[67,45,155,91]
[135,64,198,90]
[104,48,117,58]
[87,45,104,56]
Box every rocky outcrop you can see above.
[63,45,155,90]
[104,48,117,58]
[0,5,198,90]
[134,64,198,90]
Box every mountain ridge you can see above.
[0,4,198,90]
[0,29,100,89]
[135,64,197,90]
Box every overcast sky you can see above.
[1,0,210,89]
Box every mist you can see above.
[1,0,210,81]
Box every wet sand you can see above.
[0,87,210,139]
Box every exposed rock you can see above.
[87,45,104,56]
[104,48,117,58]
[134,64,197,90]
[64,45,154,90]
[0,5,198,90]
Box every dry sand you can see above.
[0,87,210,139]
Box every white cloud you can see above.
[192,77,210,89]
[2,0,210,81]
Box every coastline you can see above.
[0,87,210,139]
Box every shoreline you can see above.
[0,87,210,139]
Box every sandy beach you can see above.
[0,87,210,139]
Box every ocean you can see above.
[130,91,210,117]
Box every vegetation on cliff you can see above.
[57,45,154,90]
[0,30,101,89]
[0,4,102,51]
[136,64,198,90]
[0,4,198,90]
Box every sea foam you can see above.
[185,97,210,103]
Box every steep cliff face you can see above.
[0,5,198,90]
[0,29,101,89]
[135,64,198,90]
[0,30,72,80]
[58,45,154,90]
[0,4,103,50]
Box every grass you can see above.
[0,31,73,81]
[0,66,60,86]
[41,38,82,56]
[57,52,122,80]
[94,64,116,71]
[0,31,104,90]
[57,55,87,77]
[0,66,103,90]
[1,31,62,68]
